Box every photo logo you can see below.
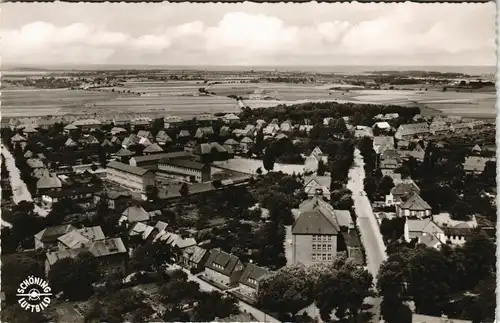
[16,276,52,312]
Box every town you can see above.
[1,98,496,323]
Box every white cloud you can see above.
[0,3,495,66]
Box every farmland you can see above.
[2,74,496,119]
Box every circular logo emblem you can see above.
[16,276,52,312]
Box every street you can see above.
[167,264,281,323]
[1,144,48,217]
[347,149,388,322]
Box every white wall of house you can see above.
[293,234,337,266]
[204,267,231,286]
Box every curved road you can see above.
[347,148,387,322]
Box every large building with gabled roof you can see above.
[291,196,354,266]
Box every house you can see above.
[137,130,154,141]
[385,180,421,206]
[110,127,128,136]
[101,139,114,148]
[379,150,402,176]
[115,148,134,158]
[35,224,77,249]
[471,144,482,153]
[219,126,231,137]
[21,126,39,138]
[128,222,157,242]
[373,136,395,154]
[292,196,354,266]
[395,192,432,219]
[280,121,293,133]
[138,137,152,147]
[429,122,450,135]
[354,126,374,138]
[142,143,164,155]
[204,248,245,287]
[131,116,152,130]
[303,176,331,200]
[57,226,105,249]
[177,130,191,139]
[224,138,239,147]
[239,137,254,151]
[129,151,190,169]
[303,147,326,173]
[463,156,494,174]
[63,123,79,134]
[394,123,430,140]
[155,231,197,250]
[122,134,139,148]
[110,136,121,146]
[181,246,209,273]
[398,147,425,162]
[113,116,130,126]
[36,171,62,194]
[195,127,215,139]
[263,124,280,136]
[45,237,128,276]
[72,119,102,131]
[41,186,99,208]
[164,116,184,128]
[238,264,271,298]
[10,134,27,146]
[121,205,152,223]
[193,142,229,163]
[156,131,172,145]
[223,113,240,124]
[450,123,472,133]
[106,161,156,192]
[372,121,391,131]
[404,218,446,249]
[432,213,477,246]
[158,159,211,183]
[93,190,131,211]
[85,135,99,146]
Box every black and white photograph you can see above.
[0,2,497,323]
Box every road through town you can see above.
[1,144,48,217]
[347,148,388,322]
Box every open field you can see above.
[2,81,495,119]
[213,157,305,175]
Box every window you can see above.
[312,253,317,261]
[312,244,317,251]
[327,236,332,241]
[327,245,332,251]
[322,254,327,261]
[312,235,317,242]
[327,254,332,261]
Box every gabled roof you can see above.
[391,181,420,196]
[204,248,242,276]
[156,130,172,143]
[88,238,127,257]
[115,148,134,157]
[101,139,113,147]
[11,134,26,142]
[137,130,153,139]
[131,151,189,163]
[223,113,240,120]
[293,197,340,235]
[36,174,62,189]
[407,218,444,235]
[35,224,77,243]
[194,142,227,155]
[177,130,191,138]
[122,205,150,223]
[73,119,102,126]
[239,263,270,289]
[240,137,253,144]
[224,138,239,146]
[107,161,150,176]
[400,193,431,211]
[58,230,90,249]
[138,137,152,146]
[159,158,207,171]
[143,143,163,153]
[183,246,208,264]
[110,127,127,134]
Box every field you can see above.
[213,157,305,175]
[2,80,496,119]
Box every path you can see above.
[1,144,48,217]
[347,148,387,322]
[167,264,281,323]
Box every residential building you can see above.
[263,123,279,136]
[354,126,374,138]
[158,158,211,183]
[385,180,421,206]
[223,113,240,124]
[395,192,432,219]
[373,136,395,154]
[398,147,425,162]
[292,196,354,266]
[303,147,326,173]
[463,156,495,174]
[429,122,450,135]
[57,226,105,250]
[156,130,172,145]
[106,161,156,192]
[121,205,152,223]
[131,116,152,130]
[450,123,472,133]
[379,150,402,176]
[394,123,430,140]
[155,231,197,250]
[204,248,245,287]
[238,264,270,298]
[373,121,391,131]
[45,237,128,276]
[71,119,102,131]
[195,127,215,139]
[137,130,154,141]
[193,142,229,163]
[143,143,164,155]
[36,172,62,194]
[110,127,128,136]
[303,176,331,200]
[404,218,446,249]
[280,121,293,133]
[35,224,77,249]
[94,190,132,211]
[164,116,184,128]
[181,246,210,273]
[41,186,99,208]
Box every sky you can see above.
[1,2,496,66]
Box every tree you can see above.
[130,241,176,272]
[84,289,147,323]
[378,175,395,197]
[145,185,159,201]
[310,257,374,321]
[257,265,312,317]
[263,147,276,172]
[160,280,200,304]
[49,252,101,301]
[179,183,189,198]
[192,291,239,321]
[317,159,327,176]
[1,304,48,323]
[2,252,45,303]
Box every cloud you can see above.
[1,3,495,66]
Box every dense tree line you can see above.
[378,232,496,323]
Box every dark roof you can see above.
[35,224,77,243]
[292,197,340,235]
[44,186,99,198]
[442,227,474,237]
[205,248,242,276]
[400,193,432,211]
[159,158,207,170]
[107,161,150,176]
[239,264,270,289]
[131,152,189,163]
[391,182,421,196]
[194,142,227,155]
[143,143,164,153]
[115,148,134,157]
